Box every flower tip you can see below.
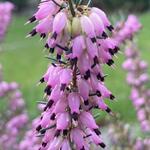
[99,142,106,148]
[42,48,47,52]
[94,129,101,135]
[25,34,31,38]
[40,37,43,41]
[36,82,41,86]
[111,64,117,70]
[107,25,114,32]
[110,111,117,117]
[118,50,123,54]
[43,93,47,99]
[24,21,30,25]
[36,134,44,138]
[114,54,118,59]
[110,94,115,100]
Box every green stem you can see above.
[68,0,76,17]
[87,0,92,6]
[76,0,83,6]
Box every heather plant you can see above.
[19,117,41,150]
[134,138,150,150]
[123,42,150,133]
[25,0,122,149]
[108,121,150,150]
[107,14,150,149]
[0,3,29,149]
[108,121,135,150]
[115,14,150,133]
[0,65,28,150]
[113,15,142,45]
[0,1,14,43]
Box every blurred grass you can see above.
[0,12,150,122]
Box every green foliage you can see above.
[1,0,149,12]
[73,0,150,12]
[94,0,150,12]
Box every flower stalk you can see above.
[26,0,121,149]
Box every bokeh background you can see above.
[0,0,150,124]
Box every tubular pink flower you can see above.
[91,7,113,31]
[35,1,57,20]
[40,112,52,128]
[79,111,99,133]
[86,38,99,67]
[98,83,114,99]
[36,17,53,34]
[52,12,67,38]
[70,128,85,150]
[95,97,111,113]
[90,131,106,148]
[56,112,70,130]
[68,92,80,119]
[80,15,96,42]
[51,96,67,118]
[60,68,72,90]
[78,53,91,78]
[72,35,85,59]
[78,79,90,105]
[61,139,71,150]
[48,137,63,150]
[89,12,105,36]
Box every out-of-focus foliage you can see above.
[93,0,150,12]
[1,0,150,12]
[76,0,150,12]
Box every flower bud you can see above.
[71,17,82,37]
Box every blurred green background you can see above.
[1,0,150,12]
[0,1,150,124]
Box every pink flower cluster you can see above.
[112,14,150,149]
[113,15,142,44]
[108,121,150,150]
[108,121,135,149]
[0,65,28,150]
[19,118,41,150]
[0,1,14,42]
[123,43,150,132]
[134,138,150,150]
[1,114,28,150]
[27,0,121,149]
[115,14,150,133]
